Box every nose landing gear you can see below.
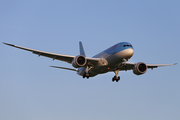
[112,76,120,82]
[112,70,120,82]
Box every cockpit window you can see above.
[123,45,132,47]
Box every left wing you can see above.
[120,62,177,70]
[146,63,177,68]
[3,42,101,66]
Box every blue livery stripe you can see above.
[104,42,133,55]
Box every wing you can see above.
[119,62,177,70]
[3,42,100,66]
[3,42,75,63]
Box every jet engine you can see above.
[72,55,87,68]
[133,62,147,75]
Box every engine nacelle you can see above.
[72,55,87,68]
[133,62,147,75]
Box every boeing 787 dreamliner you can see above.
[3,42,176,82]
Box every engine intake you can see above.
[72,55,87,68]
[133,62,147,75]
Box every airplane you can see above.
[3,42,176,82]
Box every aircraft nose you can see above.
[125,48,134,58]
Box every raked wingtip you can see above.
[3,42,15,46]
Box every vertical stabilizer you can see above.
[79,41,86,57]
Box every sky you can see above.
[0,0,180,120]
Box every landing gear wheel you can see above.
[116,76,120,82]
[83,75,85,78]
[112,76,120,82]
[83,73,90,79]
[112,77,115,82]
[112,70,120,82]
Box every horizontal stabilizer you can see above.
[50,66,78,71]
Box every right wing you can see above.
[3,42,101,66]
[3,42,75,63]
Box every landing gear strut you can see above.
[112,70,120,82]
[83,66,92,79]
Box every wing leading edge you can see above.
[3,42,100,66]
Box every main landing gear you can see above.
[83,66,92,79]
[112,70,120,82]
[83,73,90,79]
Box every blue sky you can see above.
[1,0,180,120]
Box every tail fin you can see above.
[79,41,86,57]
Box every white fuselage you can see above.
[77,42,134,77]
